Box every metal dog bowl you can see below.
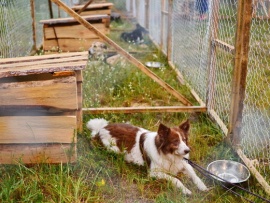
[207,160,250,184]
[145,61,162,68]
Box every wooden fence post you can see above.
[207,0,220,111]
[228,0,252,146]
[145,0,149,29]
[167,0,173,61]
[160,0,165,50]
[30,0,37,52]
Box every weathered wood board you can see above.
[0,76,77,110]
[72,2,113,16]
[0,116,77,144]
[0,53,87,164]
[40,15,110,52]
[0,143,76,164]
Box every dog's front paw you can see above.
[197,183,208,192]
[182,188,192,195]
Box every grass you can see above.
[0,16,270,203]
[0,113,269,202]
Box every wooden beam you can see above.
[0,51,88,63]
[168,61,205,107]
[30,0,37,51]
[213,39,235,54]
[77,0,94,14]
[0,116,77,144]
[48,0,54,18]
[237,149,270,195]
[207,0,220,111]
[0,76,78,110]
[39,14,109,25]
[167,0,173,62]
[83,106,206,114]
[228,0,253,146]
[0,143,76,164]
[50,0,193,106]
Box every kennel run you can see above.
[0,0,270,196]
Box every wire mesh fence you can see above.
[0,0,269,193]
[121,0,270,192]
[241,0,270,182]
[0,0,33,58]
[0,0,73,58]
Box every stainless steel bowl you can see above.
[145,61,162,68]
[207,160,250,184]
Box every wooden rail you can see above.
[83,106,206,114]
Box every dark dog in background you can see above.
[120,23,148,44]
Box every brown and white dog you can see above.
[86,118,208,195]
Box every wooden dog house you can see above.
[0,52,88,164]
[40,14,110,53]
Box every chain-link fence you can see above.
[0,0,33,58]
[121,0,270,193]
[0,0,73,58]
[241,0,270,183]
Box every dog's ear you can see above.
[179,119,190,133]
[158,123,171,140]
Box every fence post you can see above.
[167,0,173,61]
[207,0,219,111]
[160,0,165,51]
[145,0,149,29]
[30,0,37,52]
[228,0,253,146]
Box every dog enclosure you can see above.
[0,0,270,196]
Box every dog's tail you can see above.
[86,118,108,137]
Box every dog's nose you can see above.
[184,149,190,154]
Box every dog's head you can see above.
[88,42,107,60]
[156,120,190,157]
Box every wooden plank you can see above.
[208,109,228,135]
[167,0,173,61]
[0,143,76,164]
[207,0,220,111]
[83,106,206,114]
[77,0,94,14]
[168,61,205,106]
[0,51,88,64]
[76,70,83,132]
[72,2,113,10]
[228,0,252,145]
[44,38,102,52]
[78,9,111,16]
[30,0,37,51]
[237,149,270,195]
[0,61,86,78]
[213,39,235,54]
[44,23,109,39]
[51,0,193,106]
[0,55,87,69]
[0,76,77,110]
[145,0,149,29]
[40,14,109,25]
[0,116,77,144]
